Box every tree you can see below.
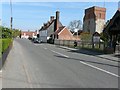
[80,32,92,41]
[0,26,21,38]
[68,20,82,33]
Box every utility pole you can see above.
[10,0,13,31]
[103,0,105,8]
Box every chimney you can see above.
[55,11,60,31]
[50,16,54,22]
[56,11,60,21]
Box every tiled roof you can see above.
[53,26,65,35]
[39,19,55,31]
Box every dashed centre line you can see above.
[42,45,119,78]
[51,50,69,58]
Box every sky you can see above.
[2,2,119,31]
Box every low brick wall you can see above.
[0,42,13,70]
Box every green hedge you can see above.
[0,39,13,55]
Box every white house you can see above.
[39,11,62,43]
[21,31,37,39]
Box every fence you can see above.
[54,39,106,51]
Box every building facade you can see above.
[83,6,106,34]
[39,11,63,43]
[21,31,37,39]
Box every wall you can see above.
[83,6,106,34]
[96,19,105,33]
[39,30,47,42]
[47,22,55,37]
[83,19,95,33]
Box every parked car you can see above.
[33,38,41,43]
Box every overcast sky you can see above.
[2,2,119,31]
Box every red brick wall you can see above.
[84,6,106,20]
[58,28,75,40]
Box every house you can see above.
[21,31,37,39]
[54,26,78,40]
[83,6,106,34]
[39,11,77,43]
[39,11,63,43]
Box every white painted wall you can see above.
[21,35,29,39]
[96,19,105,34]
[39,30,47,42]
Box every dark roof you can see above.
[104,10,120,34]
[39,19,55,31]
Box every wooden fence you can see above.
[54,39,106,51]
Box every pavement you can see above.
[1,39,119,88]
[58,45,119,62]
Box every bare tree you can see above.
[68,20,82,32]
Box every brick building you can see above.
[54,26,78,40]
[83,6,106,34]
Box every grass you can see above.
[0,39,13,58]
[63,43,105,53]
[2,39,13,53]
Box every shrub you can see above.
[2,39,12,53]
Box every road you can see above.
[2,39,119,88]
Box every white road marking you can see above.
[44,48,47,50]
[80,61,119,77]
[51,50,69,58]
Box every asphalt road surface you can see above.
[2,39,119,88]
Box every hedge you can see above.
[0,39,13,56]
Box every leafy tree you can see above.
[0,26,21,38]
[100,32,109,42]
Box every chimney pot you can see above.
[50,16,54,21]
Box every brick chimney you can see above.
[55,11,60,31]
[56,11,60,21]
